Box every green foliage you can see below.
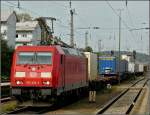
[0,101,17,113]
[85,46,93,52]
[1,36,14,79]
[95,52,102,56]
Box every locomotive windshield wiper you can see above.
[34,53,39,64]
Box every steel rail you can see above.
[4,106,53,114]
[0,97,12,103]
[126,79,149,114]
[96,78,146,114]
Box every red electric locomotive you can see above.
[11,45,88,105]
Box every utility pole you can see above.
[149,25,150,71]
[85,31,88,48]
[18,0,20,9]
[98,39,101,53]
[126,0,128,6]
[149,34,150,72]
[70,0,74,47]
[118,9,123,84]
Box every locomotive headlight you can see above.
[41,72,52,78]
[16,80,23,85]
[15,72,25,77]
[43,81,50,85]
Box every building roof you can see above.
[16,21,39,31]
[1,10,17,22]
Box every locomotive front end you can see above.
[11,46,54,103]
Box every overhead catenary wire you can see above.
[105,0,137,40]
[126,6,149,53]
[105,0,143,53]
[4,1,41,17]
[105,0,130,29]
[126,5,139,48]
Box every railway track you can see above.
[4,105,54,114]
[96,78,149,114]
[0,97,12,103]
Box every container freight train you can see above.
[121,54,147,76]
[98,55,147,82]
[98,56,128,81]
[10,45,147,105]
[10,46,99,106]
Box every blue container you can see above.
[98,56,116,75]
[98,56,128,80]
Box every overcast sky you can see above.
[2,1,149,54]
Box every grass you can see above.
[0,101,17,114]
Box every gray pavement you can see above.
[0,82,10,86]
[146,71,150,115]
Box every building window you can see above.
[22,34,27,37]
[16,34,18,38]
[3,30,7,35]
[23,43,27,45]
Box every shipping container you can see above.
[84,52,98,81]
[98,56,128,80]
[128,62,135,73]
[98,56,116,75]
[135,63,139,73]
[121,54,132,62]
[135,63,144,73]
[116,59,128,74]
[144,65,148,72]
[139,64,144,72]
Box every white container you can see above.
[84,52,98,81]
[128,62,135,73]
[121,54,131,62]
[135,64,139,72]
[135,63,144,72]
[139,64,144,72]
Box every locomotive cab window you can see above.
[17,52,35,64]
[36,52,52,64]
[17,52,52,65]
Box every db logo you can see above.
[30,72,37,77]
[32,67,36,71]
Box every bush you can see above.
[1,35,14,80]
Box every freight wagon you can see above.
[121,54,148,76]
[135,63,144,76]
[98,56,128,81]
[84,52,98,81]
[84,52,102,90]
[127,62,135,74]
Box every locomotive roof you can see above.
[62,47,84,57]
[15,45,84,57]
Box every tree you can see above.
[85,46,93,52]
[1,35,14,80]
[17,13,32,22]
[96,52,102,56]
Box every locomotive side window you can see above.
[36,52,52,64]
[17,52,35,64]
